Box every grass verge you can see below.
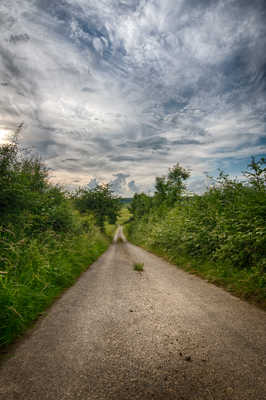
[0,230,109,350]
[125,228,266,309]
[104,222,117,240]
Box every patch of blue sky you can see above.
[212,155,266,178]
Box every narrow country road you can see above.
[1,227,266,400]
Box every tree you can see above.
[244,157,266,191]
[129,193,153,219]
[154,163,190,206]
[74,184,121,230]
[0,141,49,219]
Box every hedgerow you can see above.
[126,159,266,306]
[0,140,110,347]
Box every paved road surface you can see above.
[1,227,266,399]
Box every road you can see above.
[0,227,266,400]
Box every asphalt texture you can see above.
[0,227,266,400]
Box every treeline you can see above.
[126,160,266,306]
[0,140,120,347]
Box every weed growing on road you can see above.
[134,262,144,272]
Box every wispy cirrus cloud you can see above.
[0,0,265,194]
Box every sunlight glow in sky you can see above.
[0,0,265,195]
[0,128,12,144]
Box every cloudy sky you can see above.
[0,0,265,195]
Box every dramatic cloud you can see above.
[0,0,265,194]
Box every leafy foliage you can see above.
[126,158,266,305]
[0,142,75,234]
[129,193,153,220]
[74,184,121,230]
[154,163,190,207]
[116,206,132,225]
[0,140,110,347]
[244,156,266,190]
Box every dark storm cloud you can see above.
[63,158,79,162]
[0,46,21,78]
[111,154,150,162]
[0,0,265,193]
[92,136,114,152]
[120,136,168,150]
[172,139,201,145]
[163,99,188,114]
[81,87,97,93]
[9,33,30,44]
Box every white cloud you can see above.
[0,0,265,194]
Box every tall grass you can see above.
[0,227,108,347]
[0,140,110,348]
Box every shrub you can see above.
[0,139,111,347]
[126,158,266,305]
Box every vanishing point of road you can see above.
[0,227,266,400]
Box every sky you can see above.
[0,0,265,195]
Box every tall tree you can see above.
[154,163,190,206]
[75,184,121,230]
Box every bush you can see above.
[74,184,121,231]
[126,158,266,305]
[0,139,110,347]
